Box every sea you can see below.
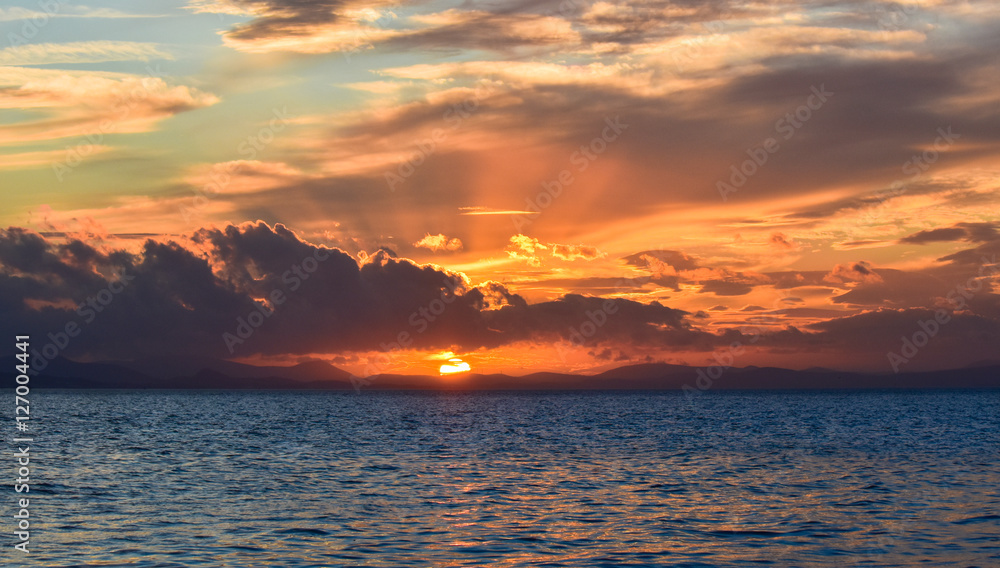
[6,389,999,567]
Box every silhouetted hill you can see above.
[593,362,694,381]
[1,356,353,389]
[112,356,354,382]
[2,356,998,390]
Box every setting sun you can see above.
[439,358,472,375]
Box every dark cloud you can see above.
[0,223,717,361]
[621,249,700,271]
[519,275,658,295]
[829,263,999,309]
[899,227,969,244]
[805,308,1000,371]
[5,223,999,372]
[899,222,999,245]
[939,243,1000,268]
[486,293,698,347]
[837,240,884,249]
[699,279,754,296]
[590,347,632,361]
[218,0,360,42]
[213,0,580,54]
[389,11,579,53]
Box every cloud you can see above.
[0,73,219,145]
[194,1,580,54]
[621,249,699,289]
[459,206,539,216]
[899,222,999,244]
[506,234,604,265]
[484,292,697,348]
[551,243,605,261]
[699,279,755,296]
[191,3,1000,254]
[4,1,1000,374]
[0,147,111,171]
[0,42,173,65]
[506,234,548,266]
[0,223,709,360]
[3,223,999,372]
[189,0,402,53]
[187,0,260,16]
[824,261,884,285]
[804,307,1000,371]
[381,60,661,97]
[393,10,580,52]
[0,6,159,21]
[769,232,797,250]
[184,161,310,195]
[413,233,463,252]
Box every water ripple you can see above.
[11,389,1000,567]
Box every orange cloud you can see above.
[0,71,218,145]
[824,261,884,285]
[506,235,605,265]
[413,233,463,252]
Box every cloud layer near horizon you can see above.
[2,222,998,373]
[0,223,695,359]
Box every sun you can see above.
[439,357,471,375]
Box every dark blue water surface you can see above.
[6,389,999,567]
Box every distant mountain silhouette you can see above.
[111,356,354,382]
[2,356,998,390]
[2,356,353,389]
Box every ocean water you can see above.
[7,389,999,567]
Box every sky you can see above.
[1,0,999,377]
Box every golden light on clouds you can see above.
[439,358,471,375]
[1,0,998,375]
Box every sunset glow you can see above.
[439,358,472,375]
[1,0,998,378]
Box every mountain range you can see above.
[3,356,999,391]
